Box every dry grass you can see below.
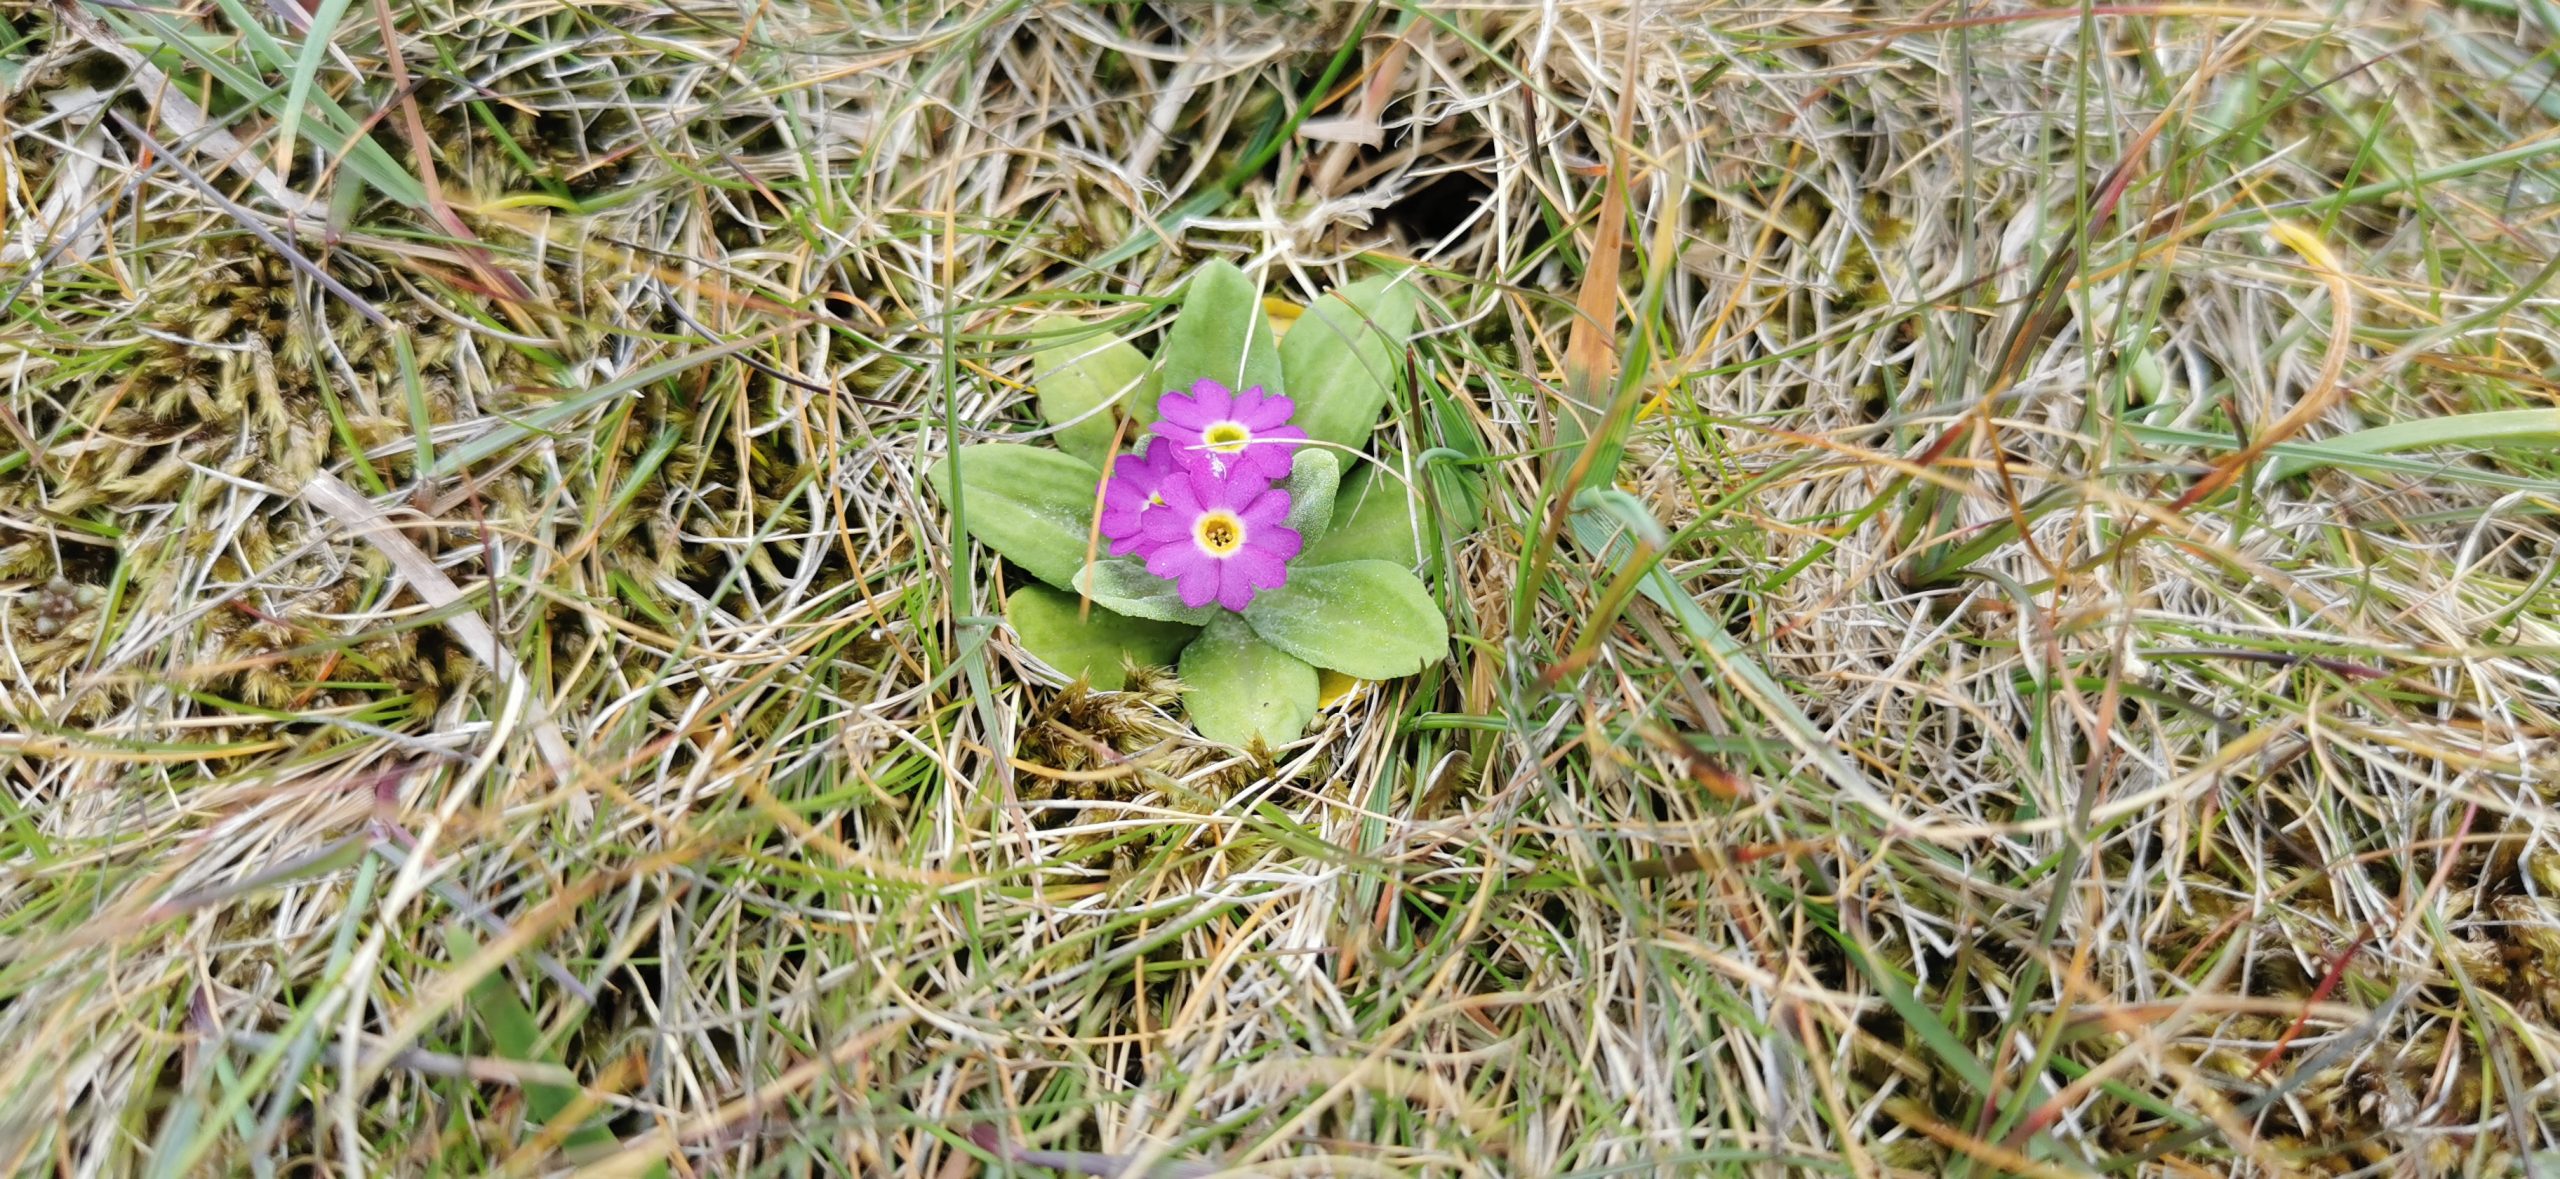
[6,0,2560,1174]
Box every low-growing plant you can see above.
[929,261,1453,749]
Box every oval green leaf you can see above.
[1280,448,1339,546]
[1180,614,1319,751]
[1152,260,1285,422]
[1240,560,1449,679]
[1006,584,1197,691]
[1075,557,1220,626]
[1026,316,1150,468]
[1301,462,1422,568]
[1300,460,1485,570]
[1278,274,1417,449]
[925,443,1101,592]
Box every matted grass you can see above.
[5,0,2560,1174]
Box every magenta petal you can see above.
[1137,513,1189,547]
[1240,488,1291,526]
[1229,451,1294,483]
[1232,388,1297,431]
[1155,429,1208,466]
[1226,429,1305,482]
[1179,463,1234,508]
[1098,477,1144,535]
[1246,545,1293,585]
[1154,392,1202,428]
[1131,436,1181,481]
[1187,378,1236,419]
[1143,542,1199,586]
[1100,438,1192,545]
[1176,567,1220,608]
[1143,526,1192,565]
[1151,426,1204,460]
[1156,381,1228,431]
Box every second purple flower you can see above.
[1154,379,1305,482]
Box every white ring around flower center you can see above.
[1202,421,1251,453]
[1193,510,1246,557]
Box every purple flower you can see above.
[1153,379,1306,481]
[1097,437,1185,557]
[1136,464,1302,611]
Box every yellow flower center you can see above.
[1203,422,1250,453]
[1194,510,1246,556]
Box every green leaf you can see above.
[1279,448,1339,546]
[1241,560,1449,679]
[1279,274,1417,449]
[925,444,1101,592]
[449,930,627,1166]
[1299,461,1482,569]
[1026,316,1150,468]
[1301,463,1423,568]
[1075,557,1220,626]
[1181,614,1319,751]
[1006,584,1197,691]
[1153,260,1285,422]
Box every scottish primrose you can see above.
[927,260,1462,750]
[1126,430,1302,613]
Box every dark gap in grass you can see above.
[2474,819,2533,899]
[1531,893,1577,947]
[717,114,787,158]
[1382,168,1499,252]
[817,288,866,325]
[1850,368,1894,426]
[520,103,643,199]
[706,197,774,254]
[49,532,119,585]
[29,48,129,105]
[584,949,667,1085]
[275,1118,331,1176]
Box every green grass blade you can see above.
[2261,408,2560,481]
[272,0,358,176]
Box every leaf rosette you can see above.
[928,261,1475,750]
